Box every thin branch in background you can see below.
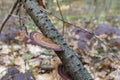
[16,1,23,30]
[0,0,20,34]
[49,12,120,61]
[16,1,28,34]
[21,9,28,35]
[16,0,22,15]
[50,12,108,45]
[56,0,65,36]
[18,10,22,30]
[50,12,93,35]
[23,21,28,35]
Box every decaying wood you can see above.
[22,0,93,80]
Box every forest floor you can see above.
[0,0,120,80]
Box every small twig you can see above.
[16,2,28,34]
[56,0,65,36]
[21,12,29,35]
[18,4,23,30]
[49,12,120,61]
[50,13,94,35]
[0,0,20,34]
[50,12,111,45]
[15,0,23,30]
[16,0,22,15]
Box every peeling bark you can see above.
[22,0,93,80]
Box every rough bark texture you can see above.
[22,0,93,80]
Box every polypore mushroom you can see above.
[58,64,71,80]
[30,31,62,51]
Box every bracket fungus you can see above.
[58,64,71,80]
[30,31,62,51]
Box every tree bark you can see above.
[22,0,93,80]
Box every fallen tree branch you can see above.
[21,0,93,80]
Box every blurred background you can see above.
[0,0,120,80]
[1,0,120,21]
